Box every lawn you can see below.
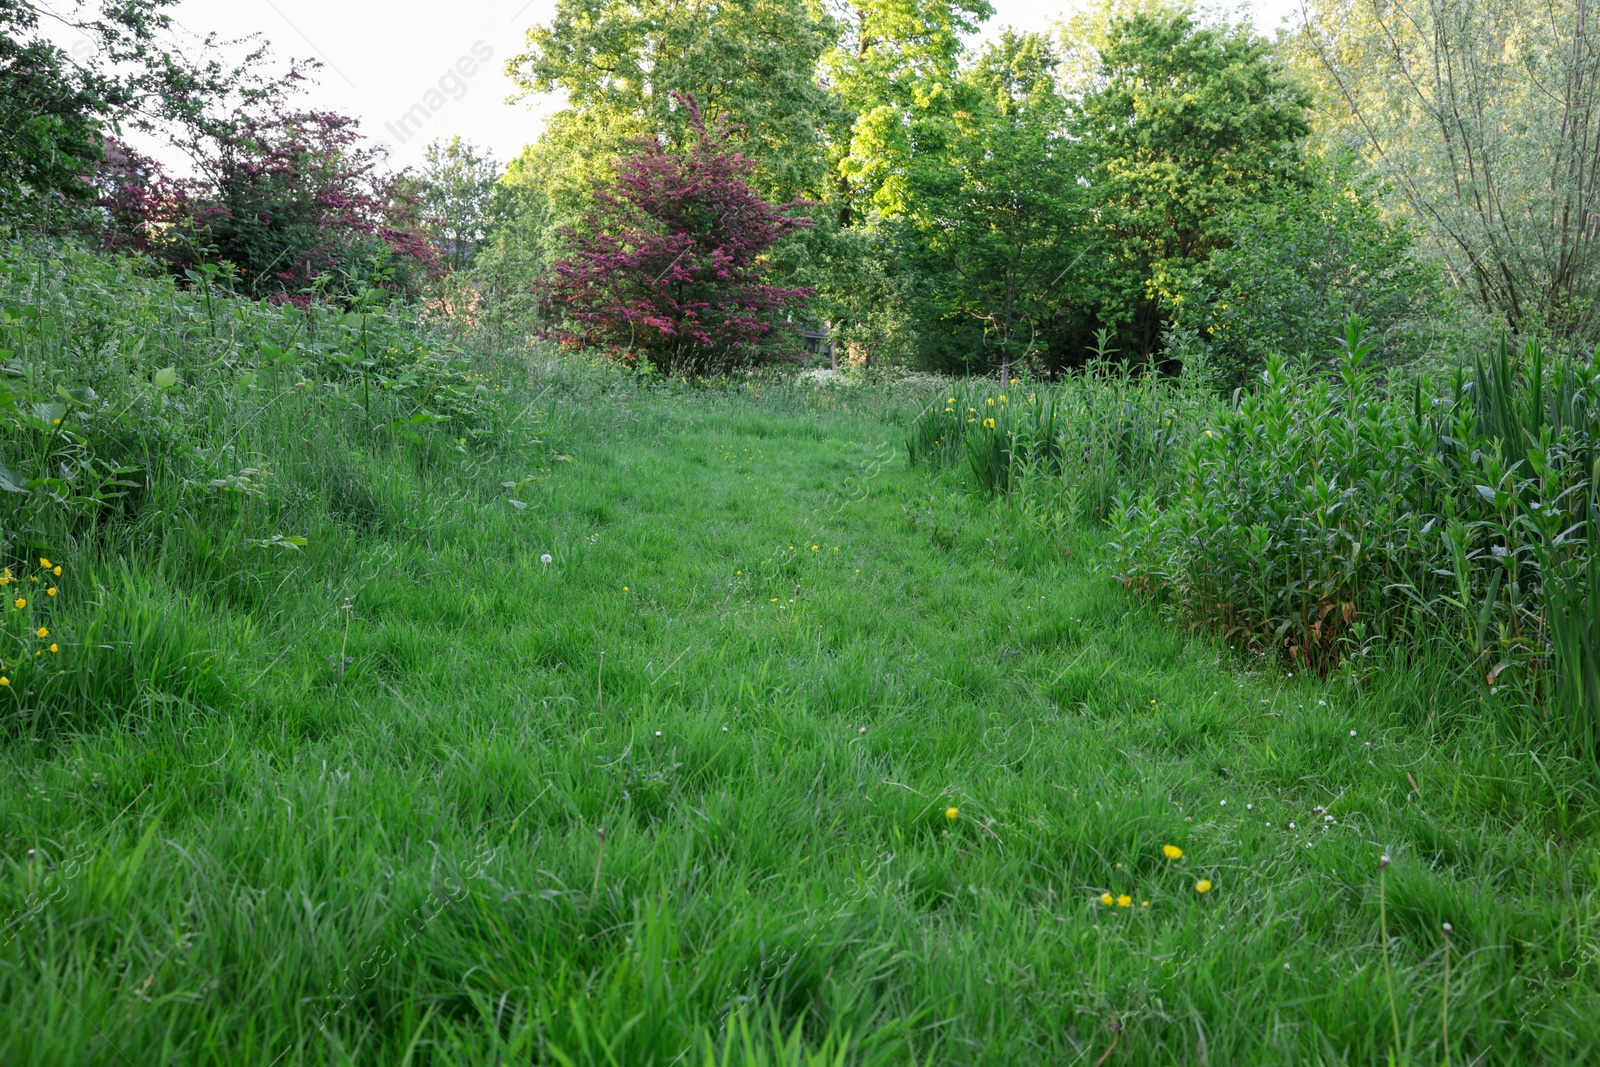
[3,373,1597,1065]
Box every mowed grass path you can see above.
[4,383,1598,1065]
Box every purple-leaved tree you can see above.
[543,94,814,373]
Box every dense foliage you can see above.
[0,242,498,728]
[542,101,815,372]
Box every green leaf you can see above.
[153,366,178,389]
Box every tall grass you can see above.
[0,241,508,731]
[905,363,1213,518]
[5,248,1600,1063]
[912,318,1600,766]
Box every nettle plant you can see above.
[543,94,815,374]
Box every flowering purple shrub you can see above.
[544,95,814,372]
[96,98,437,303]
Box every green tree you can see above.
[417,137,500,271]
[508,0,840,207]
[1301,0,1600,342]
[1076,7,1311,356]
[896,31,1085,377]
[824,0,993,223]
[1168,162,1444,385]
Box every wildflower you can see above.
[1141,900,1150,907]
[0,676,7,686]
[1195,879,1213,894]
[623,586,629,592]
[13,598,24,610]
[811,545,819,551]
[540,553,553,564]
[47,587,57,597]
[982,418,995,429]
[771,598,779,603]
[986,397,995,406]
[36,627,47,638]
[832,547,839,552]
[945,807,959,821]
[1163,844,1183,859]
[1117,895,1132,907]
[1010,378,1019,385]
[1100,892,1114,906]
[53,566,61,577]
[998,394,1008,403]
[947,397,956,404]
[53,418,61,426]
[39,558,49,568]
[49,644,57,653]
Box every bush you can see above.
[542,95,815,374]
[1167,167,1444,385]
[1109,319,1600,761]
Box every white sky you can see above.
[63,0,1304,170]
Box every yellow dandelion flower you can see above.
[47,587,57,597]
[13,598,24,610]
[945,806,959,821]
[1163,844,1183,859]
[1010,378,1019,385]
[36,627,48,638]
[1100,892,1114,906]
[49,643,58,653]
[1117,895,1132,908]
[53,566,61,576]
[623,586,629,592]
[52,418,61,426]
[811,545,819,551]
[1195,879,1213,894]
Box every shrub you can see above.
[1167,166,1444,385]
[1109,319,1600,761]
[97,103,438,303]
[542,94,815,374]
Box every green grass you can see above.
[4,362,1599,1064]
